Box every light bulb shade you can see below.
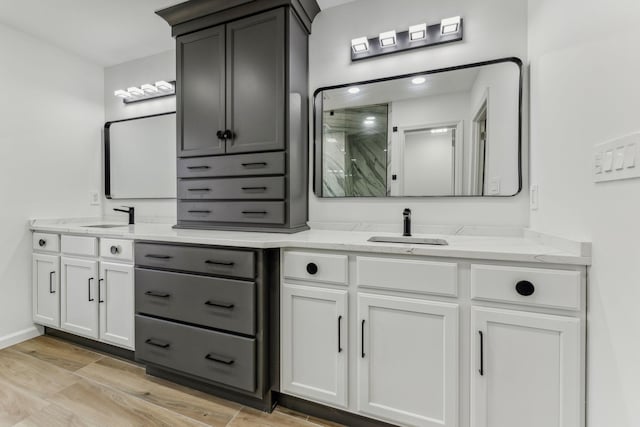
[141,84,159,94]
[441,16,461,35]
[409,23,427,41]
[155,80,174,91]
[114,89,132,98]
[379,30,397,47]
[127,87,144,97]
[351,37,369,53]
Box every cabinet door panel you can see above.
[99,262,134,349]
[357,293,458,427]
[32,254,60,327]
[226,9,285,154]
[61,257,99,339]
[471,307,582,427]
[178,25,226,157]
[281,284,348,408]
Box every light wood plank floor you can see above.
[0,336,343,427]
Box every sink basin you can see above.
[85,224,129,228]
[368,236,449,246]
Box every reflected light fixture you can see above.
[441,16,461,35]
[409,23,427,41]
[431,128,450,134]
[412,77,427,85]
[114,80,176,104]
[351,36,369,53]
[379,30,397,47]
[348,87,361,94]
[366,116,376,120]
[364,119,375,126]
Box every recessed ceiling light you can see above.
[348,87,361,94]
[441,16,461,35]
[351,37,369,53]
[379,30,397,47]
[409,23,427,41]
[127,87,144,97]
[412,77,427,85]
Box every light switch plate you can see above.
[488,177,501,195]
[530,184,539,211]
[594,133,640,183]
[90,191,101,206]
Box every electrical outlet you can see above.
[530,184,539,211]
[90,191,101,206]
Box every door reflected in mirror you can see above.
[314,58,522,198]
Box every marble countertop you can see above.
[30,219,591,266]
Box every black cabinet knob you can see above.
[216,130,225,140]
[515,280,535,296]
[110,246,120,255]
[306,262,318,275]
[38,239,46,247]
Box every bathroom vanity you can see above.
[30,219,589,427]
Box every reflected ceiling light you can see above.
[348,87,361,94]
[366,116,376,120]
[127,87,144,97]
[327,137,338,143]
[114,89,133,99]
[141,84,159,94]
[351,37,370,53]
[441,16,461,35]
[412,77,427,85]
[431,128,450,134]
[409,23,427,41]
[379,30,397,47]
[155,80,174,91]
[364,120,375,126]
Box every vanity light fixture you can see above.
[141,83,159,94]
[114,89,133,99]
[350,17,463,62]
[348,87,361,94]
[114,80,176,104]
[155,80,174,92]
[412,77,427,85]
[127,87,144,97]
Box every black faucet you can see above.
[403,208,412,237]
[114,206,135,225]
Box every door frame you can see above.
[470,89,489,195]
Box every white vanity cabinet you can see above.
[281,249,586,427]
[32,233,61,328]
[61,256,100,338]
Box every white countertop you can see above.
[30,219,591,266]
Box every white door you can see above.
[357,293,459,427]
[402,128,455,196]
[32,254,60,327]
[471,307,582,427]
[281,283,348,408]
[61,257,99,339]
[99,262,134,349]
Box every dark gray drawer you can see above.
[135,315,256,392]
[178,152,285,179]
[178,201,285,225]
[135,268,255,335]
[135,243,255,279]
[178,176,285,200]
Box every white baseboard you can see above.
[0,326,43,350]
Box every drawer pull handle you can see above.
[478,331,484,376]
[241,162,267,168]
[205,353,234,365]
[205,300,235,309]
[188,210,212,214]
[88,278,94,302]
[361,319,366,358]
[145,339,170,349]
[145,291,171,298]
[145,254,172,260]
[515,280,535,296]
[187,166,210,170]
[38,239,47,247]
[98,278,105,303]
[49,271,56,294]
[205,260,235,267]
[306,262,318,275]
[188,188,211,192]
[242,211,267,215]
[338,315,343,353]
[110,245,120,255]
[241,187,267,191]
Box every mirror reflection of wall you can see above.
[315,58,521,198]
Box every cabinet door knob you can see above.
[110,245,120,255]
[515,280,535,296]
[306,262,318,275]
[38,239,46,247]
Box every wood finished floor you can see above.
[0,336,343,427]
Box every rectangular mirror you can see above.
[313,58,522,197]
[105,112,177,199]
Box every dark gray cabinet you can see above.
[159,0,318,233]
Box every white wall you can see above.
[528,1,640,425]
[103,50,176,221]
[309,0,528,227]
[0,23,103,345]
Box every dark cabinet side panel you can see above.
[225,9,286,154]
[178,26,226,157]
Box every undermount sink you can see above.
[368,236,449,246]
[85,224,129,228]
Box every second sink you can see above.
[368,236,449,246]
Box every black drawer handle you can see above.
[241,187,267,191]
[145,291,171,298]
[145,339,170,349]
[242,211,267,215]
[110,245,120,255]
[205,260,235,266]
[188,188,211,192]
[205,300,235,309]
[145,254,172,260]
[515,280,535,296]
[88,278,94,302]
[187,166,210,170]
[188,210,212,214]
[241,162,267,168]
[49,271,56,294]
[205,353,234,365]
[306,262,318,275]
[39,239,47,247]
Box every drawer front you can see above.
[178,152,285,179]
[357,256,458,296]
[470,264,582,310]
[178,201,285,225]
[135,315,256,392]
[135,243,255,279]
[61,235,98,257]
[135,268,256,335]
[283,251,348,285]
[178,176,285,200]
[33,233,60,253]
[100,238,133,262]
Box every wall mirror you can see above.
[104,112,177,199]
[313,58,522,197]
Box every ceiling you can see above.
[0,0,358,67]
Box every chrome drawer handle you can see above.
[205,300,235,309]
[205,353,234,365]
[145,339,170,349]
